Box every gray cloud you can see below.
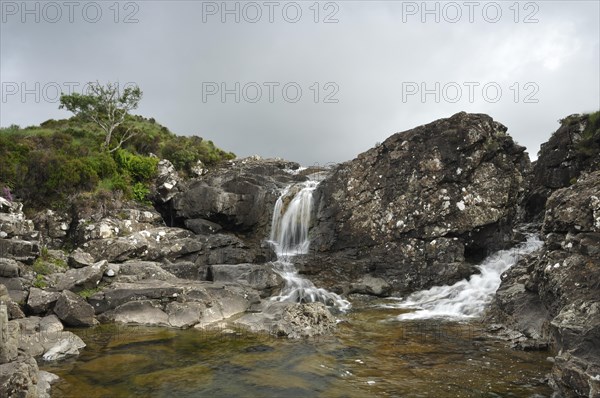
[1,0,598,164]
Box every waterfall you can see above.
[388,234,542,320]
[269,179,350,311]
[269,181,317,257]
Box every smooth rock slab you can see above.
[112,301,170,327]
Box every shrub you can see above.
[132,182,151,204]
[33,275,47,289]
[114,149,159,181]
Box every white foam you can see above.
[391,235,543,320]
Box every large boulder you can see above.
[487,170,600,397]
[307,112,530,294]
[53,290,96,327]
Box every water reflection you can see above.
[43,301,553,397]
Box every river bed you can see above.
[42,299,553,397]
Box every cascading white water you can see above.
[269,179,350,311]
[269,181,317,257]
[388,234,543,320]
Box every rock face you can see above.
[306,112,529,294]
[487,170,600,398]
[168,157,303,241]
[523,113,600,223]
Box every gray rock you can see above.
[0,304,18,364]
[55,260,107,292]
[0,277,27,304]
[349,275,392,297]
[161,261,204,280]
[154,159,181,203]
[208,263,283,297]
[54,291,96,327]
[0,258,19,278]
[68,249,95,269]
[15,315,84,359]
[84,227,194,262]
[0,207,36,240]
[522,113,600,222]
[115,260,176,283]
[169,157,301,240]
[27,288,60,315]
[1,284,24,320]
[32,209,72,249]
[93,279,259,329]
[111,300,170,327]
[88,280,184,314]
[0,354,40,398]
[42,336,87,361]
[37,370,59,397]
[184,218,222,235]
[166,301,206,329]
[235,302,337,339]
[0,238,39,263]
[487,170,600,398]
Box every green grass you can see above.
[78,287,101,299]
[32,274,47,289]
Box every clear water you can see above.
[42,301,554,397]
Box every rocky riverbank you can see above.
[486,115,600,398]
[1,111,598,397]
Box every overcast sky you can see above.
[1,0,599,165]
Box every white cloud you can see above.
[0,1,598,164]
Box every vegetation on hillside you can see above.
[576,110,600,157]
[0,115,235,210]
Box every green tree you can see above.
[59,82,142,152]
